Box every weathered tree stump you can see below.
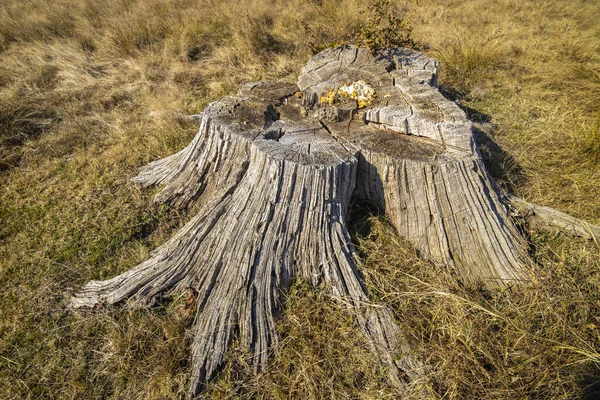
[70,46,539,397]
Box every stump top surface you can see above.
[203,46,473,167]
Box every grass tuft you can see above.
[581,111,600,160]
[435,31,508,97]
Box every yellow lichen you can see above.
[318,80,376,109]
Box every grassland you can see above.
[0,0,599,398]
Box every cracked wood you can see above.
[70,46,538,398]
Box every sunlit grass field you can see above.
[1,0,599,398]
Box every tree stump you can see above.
[70,46,533,397]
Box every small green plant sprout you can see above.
[319,80,377,109]
[353,0,415,54]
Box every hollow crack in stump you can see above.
[70,46,535,397]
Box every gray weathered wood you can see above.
[298,46,530,285]
[70,46,572,397]
[71,78,424,397]
[506,194,600,240]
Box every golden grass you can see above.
[404,0,600,221]
[1,0,599,398]
[354,214,600,399]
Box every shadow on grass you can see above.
[473,124,525,194]
[439,84,526,194]
[581,370,600,400]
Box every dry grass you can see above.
[354,213,600,400]
[1,0,599,398]
[404,0,600,221]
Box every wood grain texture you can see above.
[507,194,600,240]
[71,46,548,397]
[71,79,425,397]
[298,46,529,285]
